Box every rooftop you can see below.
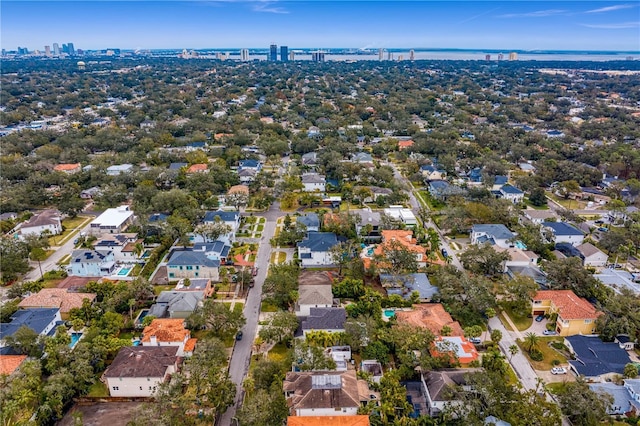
[0,308,60,338]
[301,307,346,332]
[471,224,515,241]
[395,303,464,336]
[287,416,370,426]
[91,205,134,227]
[141,318,190,343]
[567,335,630,377]
[284,370,366,411]
[298,232,339,252]
[533,290,601,320]
[18,288,96,314]
[0,355,27,375]
[104,346,178,378]
[22,209,60,229]
[543,221,584,236]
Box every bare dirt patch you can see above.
[58,402,143,426]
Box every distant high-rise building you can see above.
[497,53,504,61]
[311,50,325,62]
[53,43,60,55]
[44,45,51,56]
[269,44,278,61]
[378,48,384,61]
[240,48,249,61]
[62,43,68,54]
[17,47,29,55]
[409,49,415,61]
[67,43,75,55]
[485,54,491,61]
[508,52,518,61]
[388,51,393,61]
[280,45,288,62]
[1,49,5,57]
[289,51,295,61]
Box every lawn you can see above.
[523,199,549,210]
[517,337,567,370]
[546,192,587,210]
[418,191,445,211]
[153,285,174,295]
[256,224,264,232]
[233,303,244,313]
[268,342,290,362]
[500,303,532,331]
[87,381,110,397]
[261,301,278,312]
[270,251,287,264]
[55,215,92,245]
[57,254,71,266]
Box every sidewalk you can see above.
[501,311,525,340]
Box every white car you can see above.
[551,367,567,375]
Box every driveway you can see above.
[524,318,555,336]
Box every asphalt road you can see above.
[389,163,464,270]
[22,218,94,283]
[218,207,278,425]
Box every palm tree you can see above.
[524,332,540,353]
[509,344,519,360]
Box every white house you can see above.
[104,346,179,397]
[576,243,608,267]
[297,232,340,267]
[18,209,62,238]
[69,249,117,276]
[384,205,418,227]
[521,209,558,225]
[542,222,585,246]
[470,224,515,249]
[93,234,143,263]
[0,308,62,352]
[106,164,134,176]
[89,205,135,235]
[296,284,334,317]
[499,184,525,204]
[301,173,326,192]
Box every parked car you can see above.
[235,331,243,341]
[535,314,545,322]
[469,337,482,344]
[252,267,258,276]
[551,367,567,375]
[598,227,608,232]
[595,220,604,224]
[543,329,557,335]
[441,248,449,258]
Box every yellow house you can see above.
[531,290,601,336]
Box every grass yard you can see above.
[268,342,290,362]
[261,301,278,312]
[55,215,92,245]
[500,304,532,331]
[257,224,264,232]
[498,313,514,331]
[546,192,587,210]
[87,381,110,397]
[153,285,174,295]
[57,254,71,266]
[523,199,549,210]
[233,303,244,313]
[517,337,568,370]
[270,251,287,264]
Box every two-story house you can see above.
[166,249,220,281]
[141,318,197,357]
[18,209,62,238]
[499,184,525,204]
[0,308,62,354]
[93,233,144,263]
[470,224,515,249]
[296,271,335,317]
[531,290,601,336]
[89,205,135,235]
[104,346,179,397]
[297,232,340,267]
[302,173,327,193]
[542,222,585,246]
[69,249,117,276]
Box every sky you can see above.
[2,1,639,51]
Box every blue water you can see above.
[138,310,149,322]
[515,241,527,250]
[69,332,82,348]
[132,340,141,346]
[118,267,131,276]
[367,248,374,256]
[384,309,396,318]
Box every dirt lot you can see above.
[58,402,143,426]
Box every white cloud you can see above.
[581,21,640,29]
[584,4,635,13]
[497,9,566,18]
[252,1,288,14]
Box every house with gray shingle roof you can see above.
[148,291,204,319]
[297,232,340,267]
[0,308,62,355]
[297,213,320,232]
[470,224,515,249]
[300,307,346,336]
[499,184,524,204]
[166,249,220,281]
[542,222,584,246]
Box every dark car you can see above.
[235,331,243,341]
[441,248,449,258]
[252,267,258,276]
[535,314,545,322]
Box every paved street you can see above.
[390,162,464,270]
[488,317,540,392]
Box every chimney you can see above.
[150,335,157,345]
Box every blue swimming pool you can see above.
[69,332,83,348]
[384,309,396,318]
[132,340,141,346]
[515,241,527,250]
[118,267,131,276]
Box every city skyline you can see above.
[2,1,639,52]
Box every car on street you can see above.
[235,331,243,341]
[252,267,258,276]
[441,248,448,258]
[543,329,557,335]
[535,314,545,322]
[595,220,604,224]
[551,367,567,375]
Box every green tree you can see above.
[523,332,540,353]
[236,386,288,426]
[262,262,299,310]
[293,339,336,371]
[0,237,29,283]
[557,378,612,426]
[460,244,509,277]
[624,363,639,378]
[528,187,547,206]
[258,311,299,345]
[373,238,419,276]
[490,329,502,344]
[509,344,519,360]
[187,299,245,338]
[4,325,42,357]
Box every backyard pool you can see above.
[515,241,527,250]
[132,340,141,346]
[69,332,83,348]
[384,309,396,319]
[117,267,131,276]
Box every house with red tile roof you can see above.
[395,304,464,337]
[363,230,427,269]
[186,163,209,174]
[141,318,197,356]
[431,336,479,365]
[532,290,602,336]
[18,288,96,320]
[0,355,27,376]
[53,163,81,174]
[397,140,414,150]
[287,416,370,426]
